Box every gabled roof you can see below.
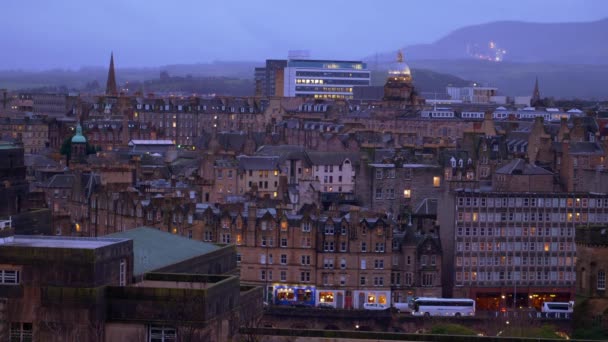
[237,155,280,171]
[42,174,75,188]
[414,198,438,216]
[495,158,552,175]
[106,227,220,276]
[306,151,360,166]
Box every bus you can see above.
[409,297,475,317]
[541,301,573,314]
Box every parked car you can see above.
[393,302,412,314]
[363,303,389,311]
[317,303,335,309]
[292,302,313,308]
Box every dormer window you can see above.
[325,224,334,235]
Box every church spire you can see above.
[106,52,118,96]
[531,76,541,106]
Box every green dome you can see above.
[71,123,87,144]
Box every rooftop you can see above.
[106,227,220,276]
[4,235,127,249]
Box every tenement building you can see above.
[451,190,608,311]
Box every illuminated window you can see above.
[403,189,411,198]
[433,176,441,187]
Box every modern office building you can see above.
[283,60,371,99]
[450,190,605,311]
[254,60,288,97]
[447,86,498,104]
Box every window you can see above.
[403,189,411,198]
[280,238,288,247]
[433,176,441,187]
[300,271,311,282]
[375,169,383,179]
[325,224,334,235]
[375,188,382,199]
[405,273,413,286]
[236,254,242,263]
[280,254,287,265]
[599,271,606,290]
[301,255,311,265]
[422,273,434,287]
[340,241,347,252]
[119,259,126,286]
[149,325,176,342]
[0,270,19,285]
[302,222,311,232]
[375,243,385,252]
[324,241,335,252]
[361,242,367,252]
[280,271,287,281]
[374,259,384,269]
[360,276,366,285]
[260,270,266,281]
[10,322,33,342]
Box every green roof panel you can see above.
[107,227,220,276]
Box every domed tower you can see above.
[383,50,419,105]
[70,123,87,164]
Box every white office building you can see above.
[283,60,371,99]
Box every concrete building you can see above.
[254,59,288,97]
[283,59,371,100]
[449,190,608,311]
[447,86,498,104]
[0,224,262,342]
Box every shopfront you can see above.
[353,290,391,309]
[274,284,316,306]
[316,289,345,308]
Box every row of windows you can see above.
[456,241,575,252]
[456,255,575,267]
[456,270,575,283]
[457,211,601,223]
[375,168,413,179]
[295,71,370,78]
[457,226,574,237]
[457,197,608,209]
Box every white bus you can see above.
[541,301,573,314]
[409,297,475,317]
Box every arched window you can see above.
[598,270,606,290]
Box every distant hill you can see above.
[370,18,608,64]
[0,62,471,97]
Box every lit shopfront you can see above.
[274,285,316,306]
[316,289,345,308]
[353,290,391,309]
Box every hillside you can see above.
[369,18,608,64]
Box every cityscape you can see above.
[1,1,608,341]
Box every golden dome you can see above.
[388,50,411,76]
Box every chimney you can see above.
[0,217,14,244]
[247,202,257,232]
[349,207,360,228]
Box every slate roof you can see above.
[106,227,220,276]
[237,155,280,171]
[414,198,438,216]
[306,151,360,166]
[495,158,553,175]
[42,174,75,188]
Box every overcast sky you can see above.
[2,0,607,70]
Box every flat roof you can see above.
[5,235,128,249]
[107,227,221,276]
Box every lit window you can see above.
[433,176,441,187]
[403,189,411,198]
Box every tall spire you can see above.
[531,76,541,106]
[106,52,118,96]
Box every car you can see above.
[393,302,412,314]
[292,302,313,308]
[363,303,389,311]
[317,303,335,309]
